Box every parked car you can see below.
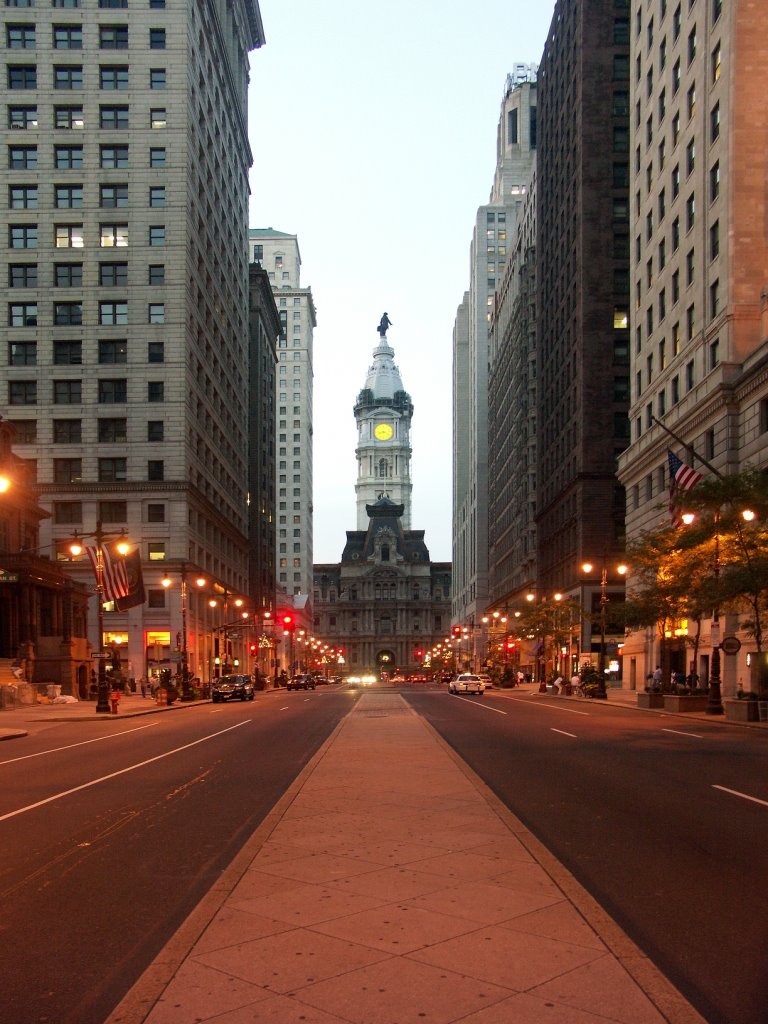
[478,674,493,689]
[211,675,255,702]
[448,673,486,695]
[287,674,316,691]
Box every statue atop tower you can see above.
[377,312,392,337]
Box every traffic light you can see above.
[505,639,516,651]
[281,613,294,634]
[452,625,462,638]
[414,648,424,660]
[249,643,257,655]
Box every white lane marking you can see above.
[551,728,578,738]
[0,720,250,824]
[713,785,768,808]
[663,728,703,739]
[0,722,159,767]
[495,694,590,716]
[450,695,507,714]
[303,698,311,703]
[280,706,290,711]
[209,708,223,713]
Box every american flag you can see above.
[85,544,130,604]
[668,449,703,527]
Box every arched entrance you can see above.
[376,649,396,677]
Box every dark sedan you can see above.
[211,675,255,702]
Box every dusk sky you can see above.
[248,1,554,563]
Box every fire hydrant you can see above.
[110,688,121,715]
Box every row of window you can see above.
[9,262,165,286]
[9,103,168,127]
[9,223,167,246]
[9,182,166,208]
[5,26,165,50]
[48,456,165,482]
[9,378,167,402]
[46,499,166,527]
[7,338,163,363]
[8,144,167,171]
[10,416,164,442]
[6,0,166,10]
[8,299,166,325]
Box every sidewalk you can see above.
[107,691,706,1024]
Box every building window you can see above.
[53,501,82,524]
[148,264,164,285]
[686,194,695,231]
[710,161,720,202]
[8,65,37,89]
[100,223,128,247]
[148,225,165,246]
[53,380,82,403]
[8,105,37,128]
[53,340,81,364]
[98,339,127,363]
[98,378,127,402]
[9,185,37,209]
[53,24,82,48]
[147,420,163,442]
[54,224,83,249]
[149,186,165,207]
[53,65,83,89]
[147,460,164,481]
[710,220,720,260]
[709,337,720,369]
[149,27,166,48]
[98,457,127,482]
[54,104,84,130]
[54,146,83,170]
[99,500,127,522]
[10,224,37,248]
[9,381,36,405]
[53,419,81,443]
[100,64,128,89]
[54,301,82,325]
[100,105,129,130]
[99,300,128,325]
[149,147,165,167]
[100,144,129,168]
[149,67,165,88]
[147,503,165,522]
[54,458,82,483]
[147,341,164,363]
[148,302,164,323]
[9,340,36,364]
[710,281,720,320]
[55,185,82,208]
[9,264,37,288]
[9,145,37,169]
[7,24,35,47]
[54,262,82,287]
[710,101,720,142]
[99,261,127,286]
[99,25,128,48]
[150,108,166,128]
[147,381,164,402]
[98,417,127,442]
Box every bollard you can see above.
[110,689,121,714]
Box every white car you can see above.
[449,673,485,695]
[478,674,492,689]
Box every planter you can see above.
[637,692,665,709]
[724,699,759,723]
[663,695,710,713]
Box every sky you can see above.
[248,0,555,564]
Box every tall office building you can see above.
[248,228,316,604]
[533,0,631,623]
[2,0,265,684]
[452,69,537,630]
[618,0,768,691]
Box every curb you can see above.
[0,728,28,741]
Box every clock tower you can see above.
[354,317,413,530]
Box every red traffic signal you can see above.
[505,639,516,650]
[281,613,294,633]
[414,648,424,659]
[452,625,462,637]
[249,643,257,654]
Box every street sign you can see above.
[0,570,19,582]
[720,635,742,655]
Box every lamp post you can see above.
[161,565,203,700]
[69,520,129,714]
[582,561,628,698]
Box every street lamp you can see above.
[69,521,130,714]
[582,561,628,698]
[160,564,205,700]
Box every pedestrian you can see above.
[652,665,663,687]
[571,670,581,693]
[139,676,147,699]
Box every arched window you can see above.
[378,458,388,478]
[381,544,390,562]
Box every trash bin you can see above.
[156,687,168,706]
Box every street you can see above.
[1,687,766,1024]
[406,688,768,1024]
[0,690,352,1024]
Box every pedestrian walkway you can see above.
[107,691,706,1024]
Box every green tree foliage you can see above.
[626,468,768,651]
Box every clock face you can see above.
[374,423,394,441]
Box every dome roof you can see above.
[363,333,405,400]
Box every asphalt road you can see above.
[404,688,768,1024]
[0,689,354,1024]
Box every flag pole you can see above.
[651,415,723,479]
[95,520,110,713]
